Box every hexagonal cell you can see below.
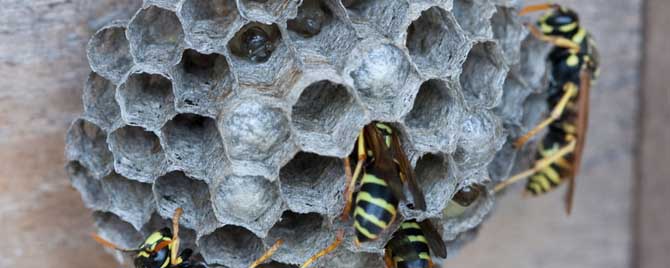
[82,72,122,132]
[265,211,335,264]
[117,72,176,131]
[179,0,241,52]
[65,119,114,179]
[404,79,464,154]
[406,153,458,216]
[67,161,110,210]
[343,0,409,40]
[229,22,282,64]
[143,0,180,11]
[405,7,470,78]
[87,21,133,83]
[211,174,285,236]
[93,212,144,263]
[291,80,366,156]
[287,0,358,68]
[160,113,226,180]
[127,5,184,71]
[460,41,508,110]
[108,125,168,183]
[454,110,505,170]
[493,72,532,128]
[344,40,421,120]
[452,0,496,39]
[153,171,220,236]
[170,49,234,117]
[219,99,296,177]
[487,139,518,182]
[519,36,552,91]
[439,185,494,241]
[237,0,301,24]
[199,225,265,268]
[279,152,345,217]
[323,246,385,268]
[490,6,528,65]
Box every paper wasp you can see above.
[384,219,447,268]
[92,208,283,268]
[495,3,600,214]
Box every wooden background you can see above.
[0,0,667,267]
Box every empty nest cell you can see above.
[93,212,145,253]
[265,211,334,265]
[68,161,110,211]
[153,171,220,235]
[161,113,226,180]
[199,225,265,268]
[451,0,496,39]
[65,119,114,179]
[108,125,168,183]
[179,0,240,52]
[460,41,508,109]
[171,49,234,117]
[117,72,176,131]
[454,110,505,170]
[291,80,365,155]
[490,6,528,65]
[411,153,457,214]
[211,174,284,236]
[82,73,122,131]
[87,22,133,83]
[519,36,553,91]
[279,152,345,217]
[494,72,532,128]
[343,0,409,40]
[238,0,301,24]
[127,5,184,70]
[406,7,469,78]
[404,79,463,153]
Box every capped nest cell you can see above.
[67,0,549,267]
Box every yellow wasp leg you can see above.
[170,207,183,266]
[519,3,558,16]
[526,23,581,52]
[494,140,576,193]
[514,83,578,148]
[301,230,344,268]
[249,239,284,268]
[342,129,366,221]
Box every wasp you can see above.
[384,219,447,268]
[494,3,600,214]
[92,208,283,268]
[444,184,485,218]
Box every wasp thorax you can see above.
[287,0,329,38]
[229,23,281,63]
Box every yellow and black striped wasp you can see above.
[495,3,600,214]
[92,208,283,268]
[384,219,447,268]
[341,122,427,244]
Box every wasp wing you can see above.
[418,220,447,259]
[391,133,426,210]
[363,124,407,202]
[565,69,591,215]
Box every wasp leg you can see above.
[383,250,394,268]
[519,3,558,16]
[301,230,344,268]
[342,129,367,221]
[91,233,136,252]
[495,140,576,192]
[525,23,581,52]
[170,208,184,266]
[513,83,578,148]
[249,239,283,268]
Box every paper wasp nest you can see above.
[66,0,548,267]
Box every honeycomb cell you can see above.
[82,73,122,132]
[93,212,144,260]
[452,0,496,39]
[211,174,284,236]
[460,41,508,110]
[494,72,532,128]
[117,72,176,131]
[153,171,221,236]
[287,0,330,38]
[199,225,265,268]
[68,161,109,210]
[491,6,528,65]
[487,139,518,182]
[291,80,366,156]
[265,211,334,264]
[324,246,385,268]
[87,21,133,84]
[219,99,296,177]
[258,261,298,268]
[406,7,470,78]
[405,153,458,216]
[170,49,233,116]
[343,0,409,40]
[160,113,226,181]
[279,152,345,217]
[519,36,552,91]
[237,0,301,24]
[439,184,494,241]
[404,79,463,154]
[345,40,421,120]
[143,0,181,11]
[229,22,282,63]
[108,125,168,183]
[65,119,114,179]
[127,5,184,71]
[454,110,505,170]
[179,0,240,52]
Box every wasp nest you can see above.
[66,0,547,267]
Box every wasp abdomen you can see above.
[354,172,398,243]
[387,221,432,268]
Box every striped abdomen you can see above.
[525,125,575,195]
[386,220,432,268]
[354,172,398,243]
